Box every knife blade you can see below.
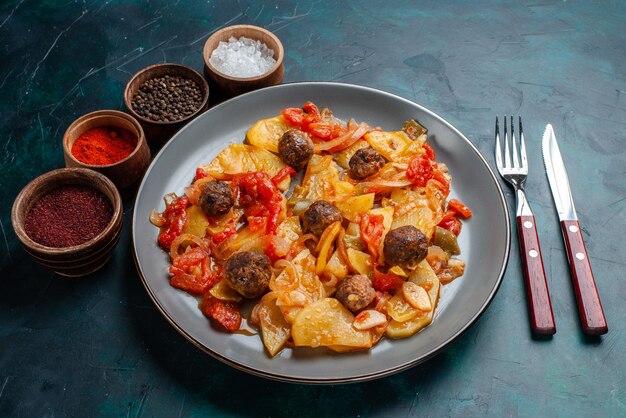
[542,124,608,335]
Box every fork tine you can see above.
[495,116,503,169]
[519,116,528,169]
[503,115,511,168]
[511,115,520,168]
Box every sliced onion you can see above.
[361,179,413,189]
[315,221,341,252]
[391,171,409,181]
[271,259,299,292]
[337,227,349,266]
[274,259,296,272]
[163,192,179,206]
[313,121,368,153]
[249,302,262,326]
[295,233,318,247]
[149,209,165,227]
[170,233,209,260]
[392,163,408,170]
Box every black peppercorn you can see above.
[131,75,203,122]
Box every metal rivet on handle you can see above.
[529,249,538,258]
[524,221,533,229]
[569,225,578,233]
[576,252,585,260]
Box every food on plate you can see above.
[224,251,272,299]
[151,101,472,356]
[278,129,314,170]
[198,180,234,216]
[302,200,343,237]
[335,274,376,312]
[383,225,429,269]
[348,147,385,179]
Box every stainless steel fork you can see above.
[495,116,556,335]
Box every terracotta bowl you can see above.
[63,109,150,195]
[203,24,284,103]
[11,168,123,277]
[124,63,209,146]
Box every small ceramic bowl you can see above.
[203,24,284,103]
[63,109,150,195]
[124,63,210,145]
[11,168,123,277]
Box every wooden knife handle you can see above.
[560,220,608,335]
[517,215,556,335]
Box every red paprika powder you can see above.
[71,127,137,165]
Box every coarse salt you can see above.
[209,36,276,78]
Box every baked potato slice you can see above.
[292,298,372,349]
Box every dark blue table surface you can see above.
[1,1,625,417]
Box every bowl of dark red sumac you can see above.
[11,167,123,277]
[124,63,209,145]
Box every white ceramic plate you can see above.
[132,82,510,384]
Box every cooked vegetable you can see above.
[433,226,460,255]
[334,139,369,169]
[292,298,372,349]
[202,144,292,191]
[386,261,440,338]
[246,115,290,153]
[335,194,375,223]
[181,205,209,237]
[257,295,291,356]
[365,130,412,161]
[346,248,373,276]
[402,119,428,140]
[402,281,431,312]
[209,279,242,302]
[353,310,387,330]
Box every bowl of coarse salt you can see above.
[203,25,284,102]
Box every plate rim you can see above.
[131,81,511,384]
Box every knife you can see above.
[542,124,608,336]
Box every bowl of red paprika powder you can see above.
[11,168,123,277]
[63,109,150,194]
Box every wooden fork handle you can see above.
[517,215,556,335]
[560,220,608,335]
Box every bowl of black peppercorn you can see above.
[124,63,209,146]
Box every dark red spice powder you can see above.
[24,186,113,248]
[71,127,137,166]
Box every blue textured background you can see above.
[1,1,625,417]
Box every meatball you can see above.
[224,251,272,299]
[383,225,428,269]
[335,275,376,312]
[349,147,385,179]
[302,200,343,236]
[198,180,233,217]
[278,129,314,171]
